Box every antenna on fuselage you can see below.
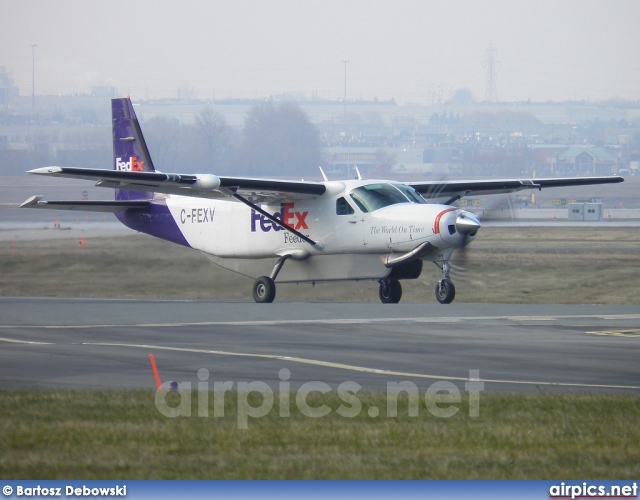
[355,166,363,180]
[319,166,329,182]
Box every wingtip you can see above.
[19,195,43,208]
[27,166,63,175]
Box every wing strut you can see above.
[232,193,322,249]
[443,193,465,206]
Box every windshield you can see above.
[349,183,425,213]
[394,183,427,204]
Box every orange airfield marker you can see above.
[149,354,162,391]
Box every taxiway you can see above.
[0,297,638,393]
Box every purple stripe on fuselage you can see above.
[116,202,190,247]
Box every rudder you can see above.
[112,97,154,201]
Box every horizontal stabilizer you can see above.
[20,195,150,212]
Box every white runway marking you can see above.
[586,329,640,338]
[83,341,640,391]
[1,313,640,329]
[0,336,52,345]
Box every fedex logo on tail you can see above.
[115,156,145,171]
[251,203,309,232]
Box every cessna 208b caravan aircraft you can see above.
[22,98,623,304]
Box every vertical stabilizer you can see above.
[112,98,154,200]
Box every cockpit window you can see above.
[349,183,425,213]
[336,197,355,215]
[394,183,427,204]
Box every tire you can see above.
[379,279,402,304]
[435,279,455,304]
[253,276,276,303]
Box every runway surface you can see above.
[0,297,638,393]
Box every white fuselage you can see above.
[163,180,477,282]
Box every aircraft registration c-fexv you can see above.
[22,98,624,304]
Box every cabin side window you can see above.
[336,197,355,215]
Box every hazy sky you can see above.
[1,0,639,104]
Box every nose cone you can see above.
[456,211,481,236]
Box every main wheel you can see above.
[435,279,455,304]
[379,279,402,304]
[253,276,276,303]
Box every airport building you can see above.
[568,202,604,221]
[554,147,618,175]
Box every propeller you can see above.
[455,211,481,236]
[450,194,517,278]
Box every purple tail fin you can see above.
[112,98,154,201]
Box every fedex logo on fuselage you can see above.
[115,156,145,171]
[251,203,309,232]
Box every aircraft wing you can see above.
[26,167,326,202]
[410,176,624,199]
[26,167,623,203]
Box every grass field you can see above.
[1,226,639,304]
[0,390,638,479]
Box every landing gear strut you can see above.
[435,261,456,304]
[252,255,291,303]
[379,279,402,304]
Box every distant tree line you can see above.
[3,96,640,177]
[144,102,323,177]
[0,101,324,177]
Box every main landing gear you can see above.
[378,279,402,304]
[253,276,276,303]
[252,255,291,303]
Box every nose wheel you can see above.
[434,260,456,304]
[435,279,455,304]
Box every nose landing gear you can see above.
[435,279,455,304]
[435,260,455,304]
